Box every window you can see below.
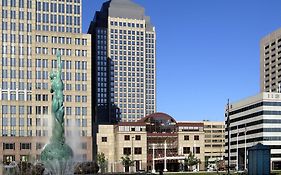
[184,135,189,140]
[124,135,130,141]
[20,143,31,150]
[194,135,199,140]
[134,147,142,155]
[195,147,200,154]
[135,135,141,140]
[3,143,15,150]
[183,147,190,154]
[123,148,131,155]
[101,137,107,142]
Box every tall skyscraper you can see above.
[260,28,281,93]
[0,0,92,163]
[88,0,156,123]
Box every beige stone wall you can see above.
[97,125,116,172]
[204,121,225,164]
[177,128,205,170]
[0,136,92,163]
[0,0,92,161]
[97,125,147,173]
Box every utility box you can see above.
[248,143,270,175]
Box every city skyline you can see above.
[83,0,281,122]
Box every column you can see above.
[152,144,156,173]
[164,140,168,172]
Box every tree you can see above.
[121,155,134,172]
[97,152,108,173]
[184,152,201,171]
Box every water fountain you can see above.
[40,52,74,175]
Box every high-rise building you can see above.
[260,28,281,92]
[225,92,281,171]
[0,0,92,163]
[88,0,156,123]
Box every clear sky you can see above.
[82,0,281,122]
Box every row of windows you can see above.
[2,46,32,55]
[110,21,144,28]
[228,101,281,116]
[35,47,87,57]
[2,10,32,20]
[183,135,200,141]
[36,25,80,33]
[36,13,80,26]
[3,143,31,150]
[123,147,142,155]
[36,35,87,45]
[1,129,87,137]
[2,34,32,44]
[0,82,87,92]
[36,2,80,14]
[183,147,200,154]
[110,29,144,35]
[1,92,31,101]
[1,105,87,116]
[110,40,144,47]
[2,22,32,32]
[2,0,32,8]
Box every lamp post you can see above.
[244,125,247,171]
[132,136,135,172]
[152,144,156,174]
[226,99,230,175]
[164,140,168,172]
[236,126,239,171]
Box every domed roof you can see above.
[138,112,177,124]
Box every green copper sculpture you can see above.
[41,52,73,162]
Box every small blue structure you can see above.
[248,143,270,175]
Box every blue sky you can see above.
[82,0,281,122]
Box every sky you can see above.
[82,0,281,122]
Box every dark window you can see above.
[183,147,190,154]
[134,147,142,155]
[124,135,130,141]
[3,143,15,150]
[36,142,43,150]
[135,135,141,140]
[194,135,199,140]
[102,137,107,142]
[123,148,131,155]
[195,147,200,154]
[20,143,31,150]
[184,135,189,140]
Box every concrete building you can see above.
[203,121,225,166]
[0,0,92,163]
[225,92,281,171]
[97,112,223,173]
[260,28,281,93]
[88,0,156,123]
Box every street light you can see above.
[132,136,135,172]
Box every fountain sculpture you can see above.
[41,52,73,173]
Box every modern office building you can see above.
[225,92,281,170]
[203,121,225,165]
[88,0,156,123]
[260,28,281,93]
[0,0,93,163]
[96,112,225,173]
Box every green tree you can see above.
[184,152,201,171]
[121,155,134,172]
[97,152,108,173]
